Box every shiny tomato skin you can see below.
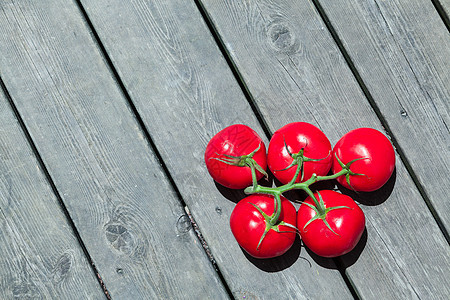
[230,194,297,258]
[268,122,332,184]
[332,128,395,192]
[205,124,267,189]
[297,190,365,258]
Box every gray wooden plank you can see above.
[79,0,355,299]
[0,1,227,299]
[319,0,450,234]
[198,0,450,299]
[0,90,104,299]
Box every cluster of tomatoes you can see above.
[205,122,395,259]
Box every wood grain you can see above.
[0,1,227,299]
[199,0,450,298]
[79,0,355,298]
[0,90,104,299]
[319,0,450,234]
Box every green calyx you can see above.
[334,153,367,191]
[301,191,351,235]
[249,196,297,250]
[277,139,331,183]
[210,142,268,179]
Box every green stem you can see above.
[268,193,282,226]
[246,168,352,220]
[238,151,367,251]
[243,149,364,226]
[316,168,348,182]
[287,156,304,185]
[302,186,324,215]
[247,158,259,190]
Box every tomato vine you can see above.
[205,123,395,259]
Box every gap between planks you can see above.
[309,0,449,245]
[431,0,450,32]
[0,73,111,299]
[73,0,235,298]
[193,0,363,298]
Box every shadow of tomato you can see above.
[242,234,302,272]
[339,167,397,206]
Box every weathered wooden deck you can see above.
[0,0,449,299]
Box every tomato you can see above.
[332,128,395,192]
[267,122,332,184]
[230,194,297,258]
[205,124,267,189]
[297,190,365,257]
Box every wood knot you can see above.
[105,223,135,254]
[176,214,191,234]
[52,251,74,283]
[267,22,298,53]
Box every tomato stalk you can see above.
[244,153,365,235]
[245,181,283,227]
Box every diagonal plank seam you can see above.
[193,0,273,139]
[373,0,449,135]
[310,0,450,245]
[430,0,450,32]
[193,0,361,299]
[72,1,235,298]
[0,76,111,299]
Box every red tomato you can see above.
[267,122,332,184]
[205,124,267,189]
[230,194,297,258]
[332,128,395,192]
[297,190,365,257]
